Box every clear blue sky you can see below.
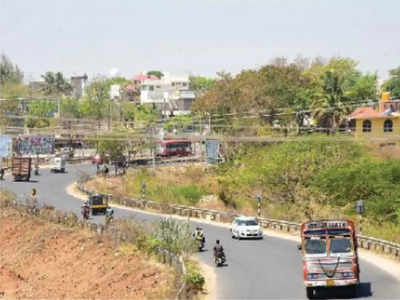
[1,0,399,81]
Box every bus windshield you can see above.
[330,238,352,254]
[305,238,326,255]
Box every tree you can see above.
[26,100,57,128]
[189,76,216,93]
[0,54,23,85]
[312,70,351,129]
[60,97,81,119]
[41,72,72,96]
[146,70,164,79]
[383,67,400,99]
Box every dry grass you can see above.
[0,207,176,300]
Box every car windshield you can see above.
[305,238,327,254]
[330,238,352,254]
[237,220,258,226]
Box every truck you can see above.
[298,220,360,299]
[50,156,66,173]
[12,157,32,181]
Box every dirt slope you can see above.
[0,209,174,300]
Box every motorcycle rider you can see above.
[0,167,4,180]
[105,206,114,222]
[81,200,90,220]
[213,239,225,262]
[193,227,205,249]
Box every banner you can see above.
[0,135,11,157]
[15,135,55,155]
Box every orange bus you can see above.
[299,220,360,299]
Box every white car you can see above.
[231,216,263,239]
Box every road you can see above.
[3,164,400,299]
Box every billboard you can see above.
[0,135,12,157]
[15,135,55,155]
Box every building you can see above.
[71,74,88,99]
[349,92,400,137]
[140,75,196,115]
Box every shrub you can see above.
[172,185,203,205]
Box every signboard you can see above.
[306,220,348,230]
[15,135,55,155]
[205,139,220,164]
[0,135,11,157]
[110,84,120,99]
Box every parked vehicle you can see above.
[50,157,66,173]
[156,139,192,157]
[88,194,110,215]
[231,216,263,239]
[92,154,108,165]
[298,220,360,299]
[11,157,32,181]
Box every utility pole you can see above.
[152,126,155,172]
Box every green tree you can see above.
[189,76,216,93]
[41,72,72,96]
[0,54,23,85]
[146,70,164,79]
[312,70,351,129]
[383,67,400,99]
[60,97,81,119]
[26,100,57,128]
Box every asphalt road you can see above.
[3,164,400,299]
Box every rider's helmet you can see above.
[216,239,220,244]
[84,200,89,206]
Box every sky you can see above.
[1,0,400,81]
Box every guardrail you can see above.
[77,180,400,262]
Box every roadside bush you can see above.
[172,185,203,206]
[185,261,205,291]
[152,218,196,257]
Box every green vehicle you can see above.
[88,194,111,215]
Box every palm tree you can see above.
[312,70,351,130]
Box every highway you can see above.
[3,164,400,299]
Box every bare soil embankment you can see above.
[0,209,174,300]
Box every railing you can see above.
[77,180,400,262]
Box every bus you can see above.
[299,220,360,299]
[156,139,192,157]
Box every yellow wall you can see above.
[355,118,400,137]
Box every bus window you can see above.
[305,238,326,254]
[330,238,352,254]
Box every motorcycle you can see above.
[214,252,226,267]
[196,237,205,251]
[105,214,113,226]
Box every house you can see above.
[349,92,400,137]
[140,75,196,115]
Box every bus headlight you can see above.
[342,272,354,278]
[307,273,320,280]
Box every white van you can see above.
[51,157,66,173]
